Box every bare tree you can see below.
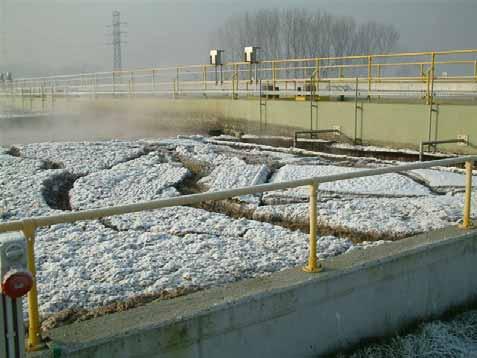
[211,8,400,63]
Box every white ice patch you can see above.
[197,157,270,204]
[175,141,242,168]
[175,139,323,172]
[18,140,145,174]
[265,164,430,200]
[70,153,190,210]
[254,194,472,237]
[34,213,352,314]
[0,154,60,220]
[409,168,476,188]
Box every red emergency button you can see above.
[2,271,33,298]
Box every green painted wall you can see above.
[4,96,477,153]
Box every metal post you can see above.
[41,86,45,112]
[460,161,474,229]
[303,183,322,273]
[315,59,320,81]
[259,79,262,133]
[152,70,156,93]
[367,55,372,97]
[235,64,239,98]
[203,66,207,91]
[51,82,55,110]
[474,60,477,82]
[22,221,43,352]
[430,52,436,104]
[354,77,360,144]
[130,71,134,97]
[232,65,236,99]
[272,61,276,89]
[426,69,431,104]
[112,72,116,96]
[419,141,424,162]
[93,74,97,99]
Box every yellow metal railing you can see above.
[2,48,477,101]
[0,155,475,351]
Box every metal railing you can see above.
[294,129,341,147]
[1,48,477,102]
[0,155,476,351]
[419,138,468,161]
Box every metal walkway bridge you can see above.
[1,48,477,102]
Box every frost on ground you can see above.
[198,157,270,191]
[0,154,61,220]
[0,136,472,318]
[338,310,477,358]
[70,152,190,210]
[17,140,146,174]
[409,168,476,191]
[264,165,430,202]
[197,157,270,204]
[35,210,353,314]
[254,193,475,239]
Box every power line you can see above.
[106,10,127,71]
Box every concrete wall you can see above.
[38,227,477,358]
[3,96,477,153]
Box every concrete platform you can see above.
[32,226,477,357]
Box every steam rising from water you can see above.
[0,100,221,145]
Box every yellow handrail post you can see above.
[129,71,134,97]
[93,73,97,99]
[236,64,239,97]
[112,72,116,96]
[152,69,156,92]
[272,61,277,89]
[430,52,436,104]
[303,183,322,273]
[315,59,320,97]
[315,59,320,81]
[474,60,477,82]
[231,65,234,98]
[367,55,372,97]
[460,161,474,229]
[426,69,431,104]
[22,220,44,352]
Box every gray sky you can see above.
[3,0,477,76]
